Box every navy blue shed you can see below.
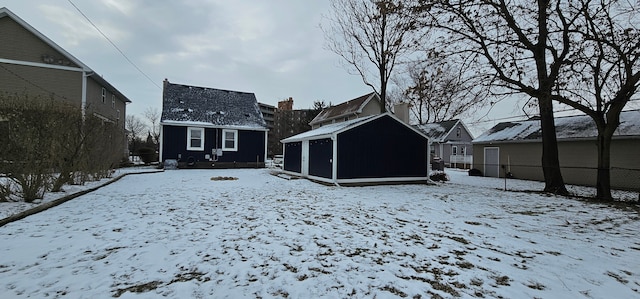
[160,80,268,168]
[281,113,430,185]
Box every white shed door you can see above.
[484,147,500,177]
[301,140,309,176]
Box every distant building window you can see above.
[112,95,116,108]
[452,146,458,155]
[187,127,204,151]
[461,147,466,155]
[102,88,106,103]
[456,127,461,137]
[222,129,237,151]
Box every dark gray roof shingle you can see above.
[161,81,266,129]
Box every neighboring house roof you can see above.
[282,113,428,143]
[0,7,131,103]
[415,119,462,143]
[474,110,640,144]
[161,81,267,130]
[308,92,379,125]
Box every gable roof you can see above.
[161,81,267,130]
[474,110,640,144]
[415,119,462,143]
[0,7,131,103]
[308,92,379,125]
[282,113,428,143]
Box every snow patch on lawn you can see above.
[0,168,638,298]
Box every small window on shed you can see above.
[222,129,237,151]
[187,127,205,151]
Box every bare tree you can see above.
[125,114,146,154]
[425,0,574,195]
[552,0,640,200]
[322,0,422,112]
[143,107,161,145]
[400,56,487,124]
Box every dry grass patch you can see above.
[210,176,238,181]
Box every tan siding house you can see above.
[309,92,382,129]
[472,111,640,190]
[0,7,131,154]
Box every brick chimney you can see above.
[278,97,294,110]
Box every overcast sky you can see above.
[6,1,373,116]
[8,0,637,136]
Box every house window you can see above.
[461,146,466,155]
[101,88,106,103]
[222,129,237,151]
[187,127,205,151]
[452,146,458,155]
[112,95,116,108]
[456,127,461,137]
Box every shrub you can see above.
[469,168,483,176]
[0,93,124,200]
[430,171,450,182]
[137,147,158,164]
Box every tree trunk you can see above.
[595,131,613,200]
[538,96,569,195]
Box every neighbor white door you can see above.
[484,147,500,177]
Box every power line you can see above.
[66,0,161,90]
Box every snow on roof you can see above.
[414,119,460,143]
[474,110,640,143]
[161,81,266,129]
[282,114,378,142]
[309,92,378,125]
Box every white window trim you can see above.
[222,129,238,151]
[187,127,205,151]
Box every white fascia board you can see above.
[336,176,429,184]
[0,58,84,72]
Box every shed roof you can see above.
[474,110,640,143]
[282,113,428,143]
[309,92,378,125]
[161,81,267,130]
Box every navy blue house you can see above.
[281,113,430,185]
[160,80,268,168]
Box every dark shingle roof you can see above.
[161,81,266,129]
[474,110,640,143]
[309,92,378,125]
[414,119,460,142]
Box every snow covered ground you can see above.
[0,168,639,298]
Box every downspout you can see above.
[81,70,93,120]
[264,130,268,166]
